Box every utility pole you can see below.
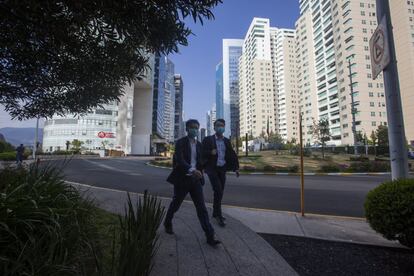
[32,117,39,160]
[348,59,358,156]
[376,0,409,179]
[299,110,305,217]
[245,133,248,157]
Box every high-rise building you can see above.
[222,39,243,138]
[164,58,176,143]
[174,74,184,140]
[200,128,206,141]
[239,18,276,138]
[151,54,176,152]
[206,103,217,136]
[206,110,211,136]
[295,10,318,145]
[215,61,224,120]
[390,0,414,144]
[270,28,298,142]
[296,0,388,146]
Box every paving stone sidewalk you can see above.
[73,183,298,276]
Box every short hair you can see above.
[186,119,200,130]
[214,119,225,127]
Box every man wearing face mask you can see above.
[202,119,239,227]
[164,119,221,247]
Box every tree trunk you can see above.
[322,143,325,159]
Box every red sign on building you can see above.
[97,131,115,138]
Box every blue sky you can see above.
[170,0,299,128]
[0,0,299,129]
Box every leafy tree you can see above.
[71,139,84,153]
[0,140,15,153]
[1,0,222,119]
[310,118,331,159]
[376,125,389,147]
[355,131,364,145]
[268,131,284,145]
[370,130,378,156]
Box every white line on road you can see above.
[81,159,142,175]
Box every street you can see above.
[56,157,396,218]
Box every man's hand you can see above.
[211,149,217,155]
[192,170,203,179]
[235,170,240,178]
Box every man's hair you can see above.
[214,119,225,127]
[186,119,200,130]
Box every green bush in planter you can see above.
[365,179,414,248]
[0,152,16,161]
[319,164,340,173]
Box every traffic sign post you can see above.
[370,16,390,79]
[373,0,409,180]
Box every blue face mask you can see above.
[188,128,199,138]
[216,127,225,135]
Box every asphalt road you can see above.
[57,157,395,218]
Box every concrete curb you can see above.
[145,162,410,176]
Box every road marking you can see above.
[81,159,141,175]
[66,180,365,221]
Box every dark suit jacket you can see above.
[202,135,239,173]
[167,136,205,186]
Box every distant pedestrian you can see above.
[164,119,221,247]
[202,119,239,227]
[16,144,25,166]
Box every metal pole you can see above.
[376,0,409,179]
[348,59,358,156]
[299,111,305,217]
[33,117,39,160]
[245,133,248,157]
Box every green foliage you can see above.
[1,0,222,119]
[319,164,341,173]
[0,152,17,161]
[347,161,390,172]
[115,192,165,276]
[0,163,99,275]
[71,139,84,153]
[0,140,14,153]
[310,118,331,159]
[376,125,389,147]
[365,179,414,248]
[349,155,369,162]
[242,165,256,172]
[0,163,167,276]
[288,165,299,173]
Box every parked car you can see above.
[408,151,414,159]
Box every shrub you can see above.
[319,164,340,173]
[0,152,16,161]
[347,162,371,172]
[0,141,14,153]
[242,165,256,172]
[115,192,165,276]
[350,155,369,162]
[0,163,99,275]
[365,179,414,248]
[288,165,299,173]
[369,161,390,172]
[347,161,390,172]
[263,165,275,172]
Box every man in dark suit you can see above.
[202,119,239,227]
[164,119,221,247]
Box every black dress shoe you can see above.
[164,223,174,235]
[215,216,226,227]
[213,214,226,221]
[207,237,221,247]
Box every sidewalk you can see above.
[72,183,298,276]
[222,205,404,248]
